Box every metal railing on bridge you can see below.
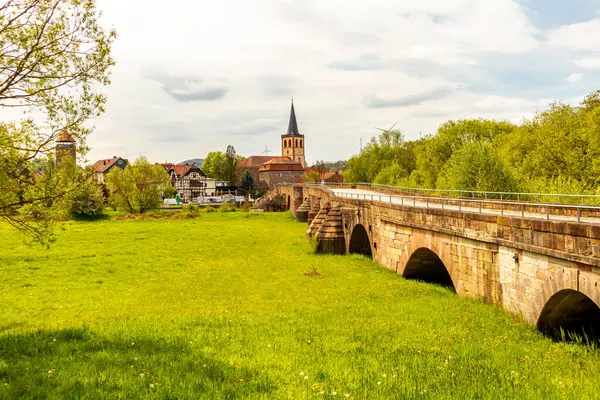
[316,182,600,206]
[302,182,600,224]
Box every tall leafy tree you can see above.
[0,0,116,243]
[301,170,321,183]
[202,151,243,184]
[436,141,519,193]
[106,158,171,214]
[412,119,517,188]
[239,169,254,198]
[499,94,600,194]
[202,151,228,180]
[345,130,415,183]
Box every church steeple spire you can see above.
[281,99,306,168]
[287,99,300,136]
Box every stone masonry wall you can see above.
[261,184,600,325]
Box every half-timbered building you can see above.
[159,163,207,203]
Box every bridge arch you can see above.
[348,224,372,258]
[537,289,600,343]
[402,247,456,290]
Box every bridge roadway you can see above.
[331,188,600,225]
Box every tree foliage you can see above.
[346,91,600,197]
[301,170,321,183]
[436,141,518,193]
[411,119,516,188]
[0,0,116,242]
[344,130,416,184]
[106,157,171,214]
[163,185,177,199]
[225,153,243,186]
[499,94,600,193]
[67,174,105,216]
[240,169,254,195]
[202,151,243,184]
[202,152,228,180]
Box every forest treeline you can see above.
[344,90,600,196]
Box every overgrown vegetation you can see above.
[0,213,599,399]
[106,157,171,213]
[202,150,244,184]
[219,202,237,213]
[345,91,600,196]
[0,0,116,244]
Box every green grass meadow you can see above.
[0,212,599,399]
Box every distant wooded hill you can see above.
[178,158,204,167]
[314,160,348,171]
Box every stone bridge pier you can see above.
[263,184,600,342]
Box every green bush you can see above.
[182,203,201,218]
[68,179,105,217]
[219,203,237,213]
[241,201,251,212]
[183,203,199,212]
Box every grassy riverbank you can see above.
[0,212,598,399]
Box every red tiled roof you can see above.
[159,162,205,177]
[174,164,192,176]
[93,157,123,173]
[56,131,76,143]
[159,163,176,170]
[258,158,304,172]
[239,156,289,169]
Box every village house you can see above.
[257,158,304,187]
[205,177,231,196]
[92,157,128,184]
[159,163,207,204]
[238,155,289,189]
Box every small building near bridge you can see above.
[257,158,304,187]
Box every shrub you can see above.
[241,201,251,212]
[219,203,237,213]
[182,203,201,218]
[183,203,199,212]
[68,179,105,217]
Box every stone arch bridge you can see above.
[257,183,600,341]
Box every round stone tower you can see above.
[55,130,77,167]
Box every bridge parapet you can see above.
[330,182,600,206]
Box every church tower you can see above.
[55,130,77,167]
[281,100,306,167]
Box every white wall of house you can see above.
[204,178,229,196]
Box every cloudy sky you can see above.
[87,0,600,165]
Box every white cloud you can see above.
[565,73,584,83]
[575,57,600,69]
[547,19,600,51]
[46,0,580,164]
